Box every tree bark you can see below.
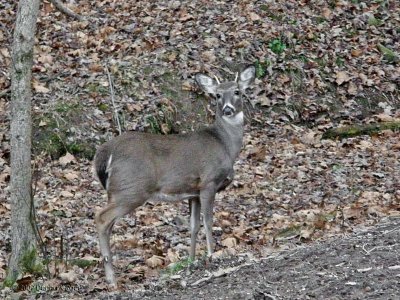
[6,0,41,283]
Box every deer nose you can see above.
[222,106,235,116]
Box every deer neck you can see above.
[214,111,244,160]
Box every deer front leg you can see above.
[200,184,216,256]
[189,198,201,259]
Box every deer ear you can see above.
[195,74,217,95]
[238,66,256,91]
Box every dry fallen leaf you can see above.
[0,166,10,184]
[127,103,143,112]
[374,113,394,122]
[0,203,10,215]
[335,71,351,85]
[59,271,77,283]
[59,152,76,166]
[142,16,153,24]
[212,248,237,259]
[0,48,10,58]
[221,237,237,248]
[64,171,79,181]
[60,190,74,198]
[249,12,261,21]
[167,249,180,263]
[351,49,363,57]
[181,81,193,91]
[300,227,314,240]
[128,266,147,280]
[258,95,272,107]
[145,255,164,268]
[347,81,358,95]
[301,130,319,145]
[38,120,47,127]
[38,54,53,64]
[15,276,33,292]
[391,142,400,151]
[342,206,363,220]
[247,146,267,162]
[33,81,50,93]
[321,7,331,19]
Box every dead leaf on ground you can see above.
[64,170,79,181]
[127,266,147,280]
[167,249,180,263]
[301,130,320,145]
[247,146,267,161]
[146,255,164,268]
[374,113,394,122]
[300,227,314,240]
[33,81,50,93]
[127,103,143,112]
[0,166,10,184]
[221,237,238,248]
[60,190,74,198]
[212,248,237,259]
[59,271,77,283]
[59,152,76,166]
[335,71,351,85]
[248,12,261,21]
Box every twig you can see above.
[361,243,400,255]
[49,0,85,21]
[31,158,50,275]
[190,270,212,286]
[191,263,251,286]
[0,87,11,98]
[105,65,122,135]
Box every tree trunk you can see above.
[6,0,41,284]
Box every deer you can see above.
[93,65,256,286]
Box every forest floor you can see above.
[119,217,400,300]
[0,0,399,299]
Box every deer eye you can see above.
[216,93,222,99]
[234,90,240,95]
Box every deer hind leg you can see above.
[95,200,139,286]
[189,198,201,260]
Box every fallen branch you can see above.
[191,263,251,286]
[105,65,122,135]
[322,122,400,140]
[0,87,11,98]
[49,0,85,21]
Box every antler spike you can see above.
[214,75,221,84]
[234,72,239,82]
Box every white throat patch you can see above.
[222,111,244,126]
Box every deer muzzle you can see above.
[222,104,235,116]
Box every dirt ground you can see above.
[2,218,399,299]
[116,217,400,300]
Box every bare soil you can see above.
[124,217,400,300]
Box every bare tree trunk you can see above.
[6,0,41,284]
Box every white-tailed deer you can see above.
[94,65,255,286]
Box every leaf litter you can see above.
[0,0,399,298]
